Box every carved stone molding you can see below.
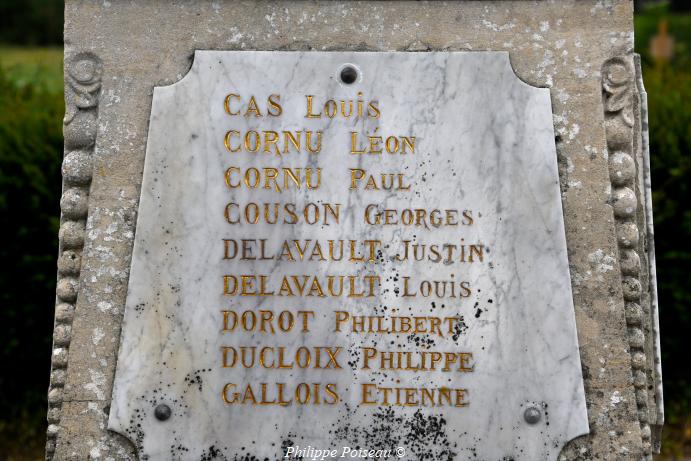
[633,53,665,454]
[45,52,102,460]
[602,54,664,459]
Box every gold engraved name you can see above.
[224,94,283,117]
[349,169,410,191]
[360,348,474,372]
[364,205,473,228]
[222,274,380,298]
[225,167,321,192]
[224,202,340,226]
[223,239,381,263]
[222,382,339,406]
[334,311,463,339]
[222,346,342,369]
[224,129,322,155]
[350,130,415,155]
[360,384,469,407]
[222,309,315,334]
[305,93,379,119]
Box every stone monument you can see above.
[48,2,663,460]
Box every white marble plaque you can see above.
[109,51,588,460]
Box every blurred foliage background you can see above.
[635,3,691,459]
[0,1,688,460]
[1,1,64,460]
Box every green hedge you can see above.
[635,3,691,423]
[0,65,63,447]
[645,64,691,421]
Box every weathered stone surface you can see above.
[50,1,660,459]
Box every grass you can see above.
[0,46,63,93]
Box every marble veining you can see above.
[109,51,588,460]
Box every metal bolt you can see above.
[154,403,171,421]
[340,66,358,84]
[524,406,541,425]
